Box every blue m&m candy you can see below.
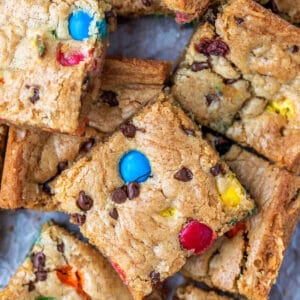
[96,19,107,40]
[69,10,93,41]
[119,150,151,183]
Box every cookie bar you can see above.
[111,0,210,23]
[48,99,255,299]
[182,140,300,300]
[172,0,300,173]
[0,57,171,210]
[0,0,111,134]
[175,285,232,300]
[259,0,300,24]
[0,222,132,300]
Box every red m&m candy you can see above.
[56,45,85,67]
[179,220,215,254]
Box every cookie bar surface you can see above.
[0,222,132,300]
[182,141,300,300]
[0,0,111,133]
[0,57,171,210]
[111,0,210,23]
[49,99,254,299]
[172,0,300,172]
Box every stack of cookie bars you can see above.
[0,0,299,299]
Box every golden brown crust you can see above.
[175,285,232,300]
[172,0,300,173]
[0,222,132,299]
[182,144,300,300]
[103,57,172,86]
[111,0,171,16]
[111,0,209,19]
[163,0,209,14]
[0,57,172,210]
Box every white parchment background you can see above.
[0,16,299,300]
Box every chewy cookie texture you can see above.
[49,99,254,299]
[0,57,171,210]
[172,0,300,173]
[0,0,111,134]
[182,139,300,300]
[111,0,210,23]
[0,222,132,300]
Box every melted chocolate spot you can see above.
[100,91,119,107]
[111,186,128,204]
[109,208,119,220]
[174,167,193,182]
[76,191,93,211]
[127,182,140,200]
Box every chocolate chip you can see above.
[109,208,119,220]
[120,123,137,138]
[28,281,35,292]
[80,138,95,152]
[100,91,119,107]
[29,87,40,104]
[235,17,244,25]
[42,182,54,196]
[210,163,226,176]
[191,61,210,72]
[174,167,193,182]
[223,78,239,85]
[77,191,93,211]
[71,214,86,226]
[181,125,195,136]
[206,93,219,106]
[150,271,161,288]
[213,136,233,155]
[57,161,68,173]
[35,271,47,282]
[290,45,299,53]
[196,38,229,57]
[127,182,140,200]
[33,252,46,270]
[142,0,152,6]
[111,186,128,204]
[57,243,64,253]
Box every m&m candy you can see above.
[69,10,93,41]
[119,150,151,183]
[179,220,215,254]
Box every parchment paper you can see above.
[0,16,299,300]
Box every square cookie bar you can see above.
[172,0,300,173]
[0,0,111,134]
[111,0,210,23]
[175,285,232,300]
[182,141,300,300]
[0,57,171,210]
[0,222,132,300]
[49,99,255,299]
